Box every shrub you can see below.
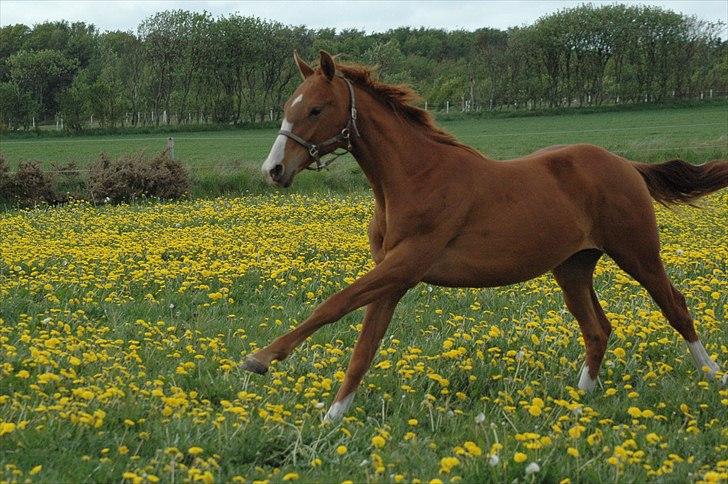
[4,161,60,205]
[0,155,10,202]
[87,150,189,203]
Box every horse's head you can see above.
[262,50,354,187]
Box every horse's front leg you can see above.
[324,291,405,421]
[242,239,433,374]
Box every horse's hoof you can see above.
[241,355,268,375]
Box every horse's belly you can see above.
[423,251,555,287]
[422,225,592,288]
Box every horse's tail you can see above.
[634,159,728,205]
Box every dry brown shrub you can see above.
[0,154,10,202]
[87,150,189,203]
[8,161,59,204]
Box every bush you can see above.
[87,150,189,203]
[0,155,11,202]
[6,161,59,205]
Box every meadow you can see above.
[1,104,727,197]
[0,193,727,483]
[0,106,727,483]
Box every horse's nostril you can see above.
[269,164,284,180]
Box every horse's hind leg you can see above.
[552,249,612,392]
[606,236,725,384]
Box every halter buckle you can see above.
[308,145,319,159]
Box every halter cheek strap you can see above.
[278,75,360,171]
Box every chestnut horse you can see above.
[245,51,728,421]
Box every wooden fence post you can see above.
[166,137,175,160]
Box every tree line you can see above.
[0,3,726,131]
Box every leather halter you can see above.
[278,75,360,171]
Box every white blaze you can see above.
[261,118,292,176]
[291,94,303,107]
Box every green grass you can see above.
[2,104,726,166]
[1,104,726,197]
[0,193,726,483]
[2,104,727,482]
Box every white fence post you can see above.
[446,101,449,114]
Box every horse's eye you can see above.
[309,107,322,117]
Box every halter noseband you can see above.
[278,75,360,171]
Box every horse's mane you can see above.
[325,63,484,158]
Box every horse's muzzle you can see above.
[269,163,284,182]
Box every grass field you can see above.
[1,106,727,483]
[1,104,727,197]
[0,191,727,483]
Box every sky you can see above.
[1,0,726,36]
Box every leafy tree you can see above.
[0,81,38,128]
[8,49,78,119]
[59,73,90,132]
[0,4,724,129]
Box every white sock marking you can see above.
[324,392,355,422]
[687,340,720,377]
[578,364,597,392]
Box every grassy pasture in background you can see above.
[1,104,726,197]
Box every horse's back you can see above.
[521,143,649,198]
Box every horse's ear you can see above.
[319,50,336,81]
[293,50,313,79]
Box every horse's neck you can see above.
[350,90,440,204]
